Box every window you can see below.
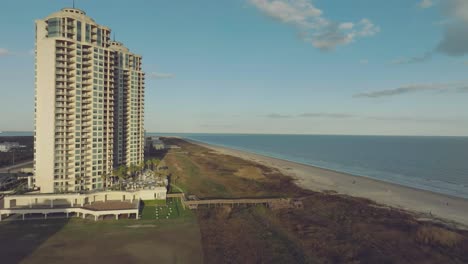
[77,21,82,41]
[47,18,60,37]
[85,24,91,42]
[97,28,102,46]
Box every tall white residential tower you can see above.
[34,8,145,193]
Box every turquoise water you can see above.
[150,133,468,199]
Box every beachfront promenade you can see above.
[167,193,301,210]
[0,188,166,221]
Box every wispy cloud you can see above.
[266,113,292,119]
[200,124,234,129]
[148,72,175,79]
[0,48,36,57]
[265,112,462,123]
[354,81,468,98]
[266,112,354,119]
[248,0,379,51]
[359,59,369,64]
[418,0,435,9]
[367,116,461,123]
[299,112,354,118]
[0,48,11,56]
[391,51,433,64]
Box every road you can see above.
[0,160,33,173]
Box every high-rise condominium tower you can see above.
[34,8,145,193]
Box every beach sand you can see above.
[190,140,468,227]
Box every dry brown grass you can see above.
[162,138,468,264]
[416,225,465,247]
[234,166,265,180]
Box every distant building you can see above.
[145,137,166,151]
[0,142,25,152]
[152,139,166,150]
[34,8,145,193]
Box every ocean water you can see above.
[4,131,468,199]
[0,131,33,137]
[150,133,468,199]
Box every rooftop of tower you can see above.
[43,7,110,30]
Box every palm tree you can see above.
[145,160,152,170]
[116,165,127,190]
[138,161,145,174]
[152,158,160,171]
[100,173,108,190]
[129,163,138,180]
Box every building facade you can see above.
[34,8,145,193]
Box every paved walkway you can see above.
[0,160,33,173]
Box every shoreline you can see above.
[186,139,468,227]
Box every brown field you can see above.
[162,137,468,264]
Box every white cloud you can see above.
[148,72,175,79]
[396,0,468,60]
[391,51,432,64]
[418,0,434,9]
[359,59,369,64]
[248,0,322,27]
[435,0,468,56]
[339,22,354,30]
[443,0,468,22]
[248,0,379,51]
[354,81,468,98]
[0,48,10,56]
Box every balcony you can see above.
[56,49,67,55]
[56,42,67,48]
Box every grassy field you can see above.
[161,137,468,264]
[0,217,203,264]
[164,138,311,199]
[141,198,193,220]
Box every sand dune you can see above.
[191,140,468,227]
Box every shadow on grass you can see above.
[146,147,169,161]
[0,217,69,263]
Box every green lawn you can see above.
[141,198,193,220]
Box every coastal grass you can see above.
[164,138,310,199]
[160,137,468,264]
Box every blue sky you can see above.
[0,0,467,136]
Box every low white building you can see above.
[0,188,167,221]
[0,142,24,152]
